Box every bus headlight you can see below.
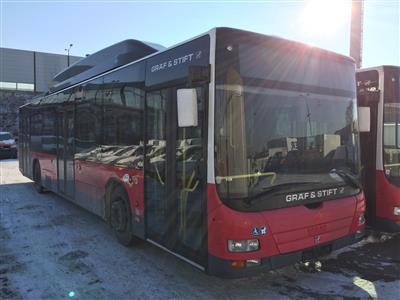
[228,239,259,252]
[394,207,400,216]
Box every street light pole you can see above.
[65,43,73,67]
[350,0,364,69]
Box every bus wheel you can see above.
[33,162,44,193]
[110,186,135,246]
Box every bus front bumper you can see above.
[207,231,364,278]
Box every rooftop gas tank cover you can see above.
[51,39,165,93]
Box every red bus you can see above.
[357,66,400,232]
[19,28,365,277]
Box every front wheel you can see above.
[33,162,44,193]
[110,186,136,246]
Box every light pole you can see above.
[350,0,364,69]
[65,43,73,67]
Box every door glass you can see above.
[145,89,169,242]
[57,111,65,193]
[65,110,75,197]
[176,86,206,259]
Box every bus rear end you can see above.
[207,28,365,277]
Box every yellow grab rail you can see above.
[154,163,165,185]
[384,163,400,168]
[216,172,277,185]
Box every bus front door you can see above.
[57,106,75,199]
[145,86,207,268]
[360,97,379,224]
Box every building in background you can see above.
[1,47,82,93]
[0,47,82,135]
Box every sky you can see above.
[0,0,399,68]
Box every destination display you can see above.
[145,35,210,86]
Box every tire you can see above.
[110,186,136,246]
[33,161,44,193]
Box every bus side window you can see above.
[102,64,145,169]
[75,80,102,162]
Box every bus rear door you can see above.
[57,104,75,199]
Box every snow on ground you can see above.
[1,159,399,299]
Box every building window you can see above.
[0,82,17,90]
[16,83,35,91]
[0,81,34,91]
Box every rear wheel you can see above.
[110,186,136,246]
[33,162,44,193]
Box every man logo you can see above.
[315,235,321,244]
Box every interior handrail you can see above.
[215,172,277,185]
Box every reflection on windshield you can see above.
[214,33,361,206]
[215,75,360,200]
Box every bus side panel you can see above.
[74,160,145,236]
[74,159,107,216]
[37,152,57,190]
[375,170,400,230]
[30,151,57,190]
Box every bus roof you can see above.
[357,65,400,73]
[22,27,357,109]
[217,27,355,65]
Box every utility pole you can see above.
[350,0,364,69]
[65,43,73,67]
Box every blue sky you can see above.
[0,0,398,68]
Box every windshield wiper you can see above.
[330,168,361,190]
[261,181,323,192]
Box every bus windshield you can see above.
[214,29,360,210]
[383,67,400,185]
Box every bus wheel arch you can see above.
[105,178,124,220]
[32,159,44,193]
[105,179,136,246]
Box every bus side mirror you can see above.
[177,88,198,127]
[358,107,370,132]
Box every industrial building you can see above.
[0,47,82,134]
[0,47,82,93]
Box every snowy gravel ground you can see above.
[1,159,399,300]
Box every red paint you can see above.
[74,159,145,218]
[30,149,366,262]
[207,184,365,260]
[376,170,400,223]
[29,151,144,220]
[31,151,57,187]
